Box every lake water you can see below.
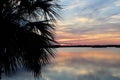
[3,48,120,80]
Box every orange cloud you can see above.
[56,31,120,45]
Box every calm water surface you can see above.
[3,48,120,80]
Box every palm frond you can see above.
[26,21,55,39]
[16,31,56,77]
[0,0,61,79]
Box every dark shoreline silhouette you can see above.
[49,45,120,48]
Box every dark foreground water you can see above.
[3,48,120,80]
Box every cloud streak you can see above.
[56,0,120,45]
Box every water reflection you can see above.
[42,48,120,80]
[3,48,120,80]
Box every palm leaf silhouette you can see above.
[0,0,61,79]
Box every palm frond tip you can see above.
[0,0,61,79]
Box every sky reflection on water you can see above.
[3,48,120,80]
[42,48,120,80]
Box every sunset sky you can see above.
[56,0,120,45]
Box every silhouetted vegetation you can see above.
[52,45,120,48]
[0,0,61,79]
